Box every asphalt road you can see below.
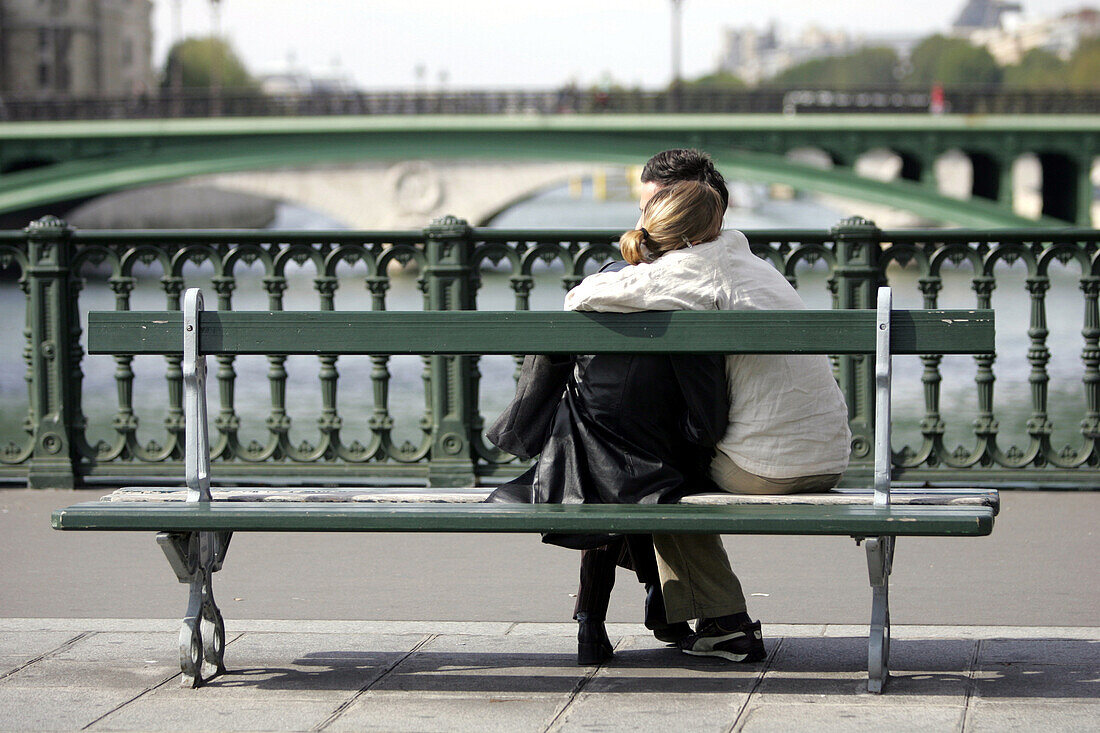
[2,489,1098,627]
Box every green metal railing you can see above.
[2,215,1098,489]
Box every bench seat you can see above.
[96,486,1001,513]
[52,500,994,536]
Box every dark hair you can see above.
[641,149,729,210]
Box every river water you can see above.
[0,181,1091,465]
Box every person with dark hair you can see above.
[565,148,851,664]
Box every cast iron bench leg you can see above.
[865,536,894,693]
[158,530,232,687]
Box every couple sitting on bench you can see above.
[487,149,852,665]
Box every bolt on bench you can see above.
[53,287,997,692]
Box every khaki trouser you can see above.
[654,452,842,623]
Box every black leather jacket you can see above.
[487,349,728,508]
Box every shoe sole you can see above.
[680,630,766,663]
[682,647,765,663]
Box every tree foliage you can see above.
[1067,37,1100,89]
[683,70,747,89]
[770,47,900,87]
[904,35,1001,87]
[163,37,257,91]
[1003,48,1067,89]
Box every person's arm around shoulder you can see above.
[564,246,718,312]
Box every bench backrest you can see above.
[89,305,991,356]
[87,288,994,508]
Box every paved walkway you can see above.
[1,619,1097,732]
[7,489,1100,625]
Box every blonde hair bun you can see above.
[619,228,649,265]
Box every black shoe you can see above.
[679,618,766,663]
[576,613,614,665]
[653,622,693,644]
[643,583,694,644]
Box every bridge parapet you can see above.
[2,216,1099,489]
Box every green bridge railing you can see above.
[1,215,1098,489]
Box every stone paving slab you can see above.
[557,635,755,732]
[374,634,583,696]
[0,631,83,660]
[93,695,341,732]
[330,690,569,733]
[0,620,1096,732]
[972,663,1099,701]
[964,701,1100,732]
[978,637,1100,666]
[736,702,967,732]
[756,637,973,705]
[199,632,429,700]
[0,686,143,732]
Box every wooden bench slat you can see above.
[87,309,995,356]
[52,501,994,536]
[100,486,1000,515]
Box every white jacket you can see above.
[564,229,851,479]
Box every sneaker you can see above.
[679,618,766,662]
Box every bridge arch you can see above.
[186,161,598,229]
[966,151,1004,202]
[894,150,924,184]
[1038,152,1087,224]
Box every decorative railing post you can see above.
[423,216,478,486]
[24,216,80,488]
[830,217,884,469]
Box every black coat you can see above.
[488,350,728,501]
[486,259,730,547]
[486,349,729,549]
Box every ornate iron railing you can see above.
[2,216,1098,489]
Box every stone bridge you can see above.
[2,114,1097,227]
[191,161,601,229]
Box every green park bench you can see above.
[52,287,998,693]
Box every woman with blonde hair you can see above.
[565,150,850,664]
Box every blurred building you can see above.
[962,3,1100,64]
[951,0,1023,33]
[718,23,858,85]
[718,22,920,85]
[0,0,154,99]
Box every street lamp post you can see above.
[170,0,183,116]
[670,0,683,112]
[210,0,223,116]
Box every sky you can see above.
[152,0,1090,89]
